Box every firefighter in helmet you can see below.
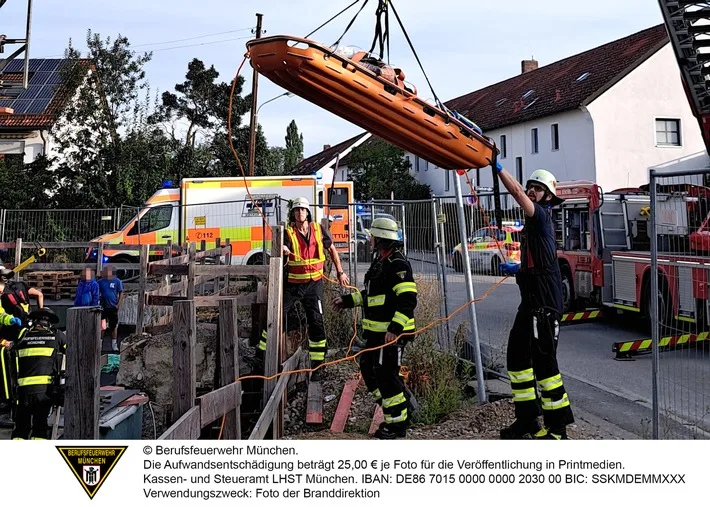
[332,217,417,439]
[0,268,24,427]
[258,197,349,381]
[11,306,66,440]
[495,165,574,440]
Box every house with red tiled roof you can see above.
[420,24,709,196]
[0,58,98,163]
[290,131,371,182]
[302,24,709,199]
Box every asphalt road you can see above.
[343,251,710,438]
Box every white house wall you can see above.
[586,43,709,190]
[407,108,596,198]
[0,130,47,163]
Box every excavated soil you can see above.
[282,361,623,441]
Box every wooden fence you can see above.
[61,226,293,440]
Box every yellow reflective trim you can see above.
[1,348,9,400]
[16,348,54,358]
[614,304,640,313]
[309,352,325,361]
[368,295,386,307]
[288,270,324,280]
[384,408,407,423]
[18,375,53,387]
[308,339,327,348]
[251,180,283,187]
[383,392,406,408]
[538,374,563,391]
[392,311,409,327]
[363,320,389,333]
[541,393,570,410]
[371,389,382,400]
[393,282,417,295]
[352,292,363,307]
[675,315,696,323]
[508,368,534,382]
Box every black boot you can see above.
[374,422,407,440]
[532,427,568,440]
[309,362,323,382]
[500,418,541,439]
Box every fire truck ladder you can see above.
[658,1,710,155]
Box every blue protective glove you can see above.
[499,262,520,276]
[495,160,503,173]
[9,317,22,327]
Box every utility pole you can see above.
[247,13,264,177]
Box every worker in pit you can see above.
[11,306,66,440]
[257,197,349,381]
[495,164,574,440]
[332,218,417,439]
[0,267,32,427]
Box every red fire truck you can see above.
[554,180,710,327]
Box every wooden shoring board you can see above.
[329,376,361,433]
[369,404,384,435]
[305,381,323,424]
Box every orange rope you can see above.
[212,56,510,440]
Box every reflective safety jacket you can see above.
[285,222,326,284]
[341,249,418,340]
[0,302,15,327]
[14,325,66,396]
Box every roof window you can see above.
[522,90,535,99]
[576,72,591,82]
[495,98,507,106]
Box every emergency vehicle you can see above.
[553,180,710,327]
[87,176,354,269]
[451,221,523,274]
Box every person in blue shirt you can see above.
[74,267,100,307]
[98,266,124,352]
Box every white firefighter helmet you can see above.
[370,217,400,241]
[526,169,564,206]
[291,197,310,210]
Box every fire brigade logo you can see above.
[57,446,127,499]
[397,271,407,279]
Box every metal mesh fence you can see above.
[0,207,138,243]
[650,169,710,439]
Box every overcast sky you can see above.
[2,0,663,157]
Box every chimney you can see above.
[323,144,331,151]
[521,58,538,74]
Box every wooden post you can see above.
[199,240,206,296]
[224,238,231,292]
[13,238,21,281]
[215,237,222,291]
[97,242,104,275]
[64,306,102,439]
[187,242,196,300]
[136,244,148,336]
[264,224,284,437]
[172,300,196,423]
[218,298,241,439]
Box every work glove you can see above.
[499,262,520,276]
[9,317,21,327]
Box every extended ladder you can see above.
[658,1,710,154]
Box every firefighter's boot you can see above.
[499,418,541,439]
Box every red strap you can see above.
[7,294,17,306]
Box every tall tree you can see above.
[347,138,431,200]
[283,120,304,173]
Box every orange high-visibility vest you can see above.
[285,222,326,283]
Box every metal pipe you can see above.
[247,13,263,176]
[431,195,451,347]
[23,0,32,89]
[650,169,660,440]
[453,174,487,403]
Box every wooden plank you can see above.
[64,306,102,439]
[369,405,384,435]
[149,264,189,275]
[148,293,257,307]
[172,300,196,423]
[306,381,323,424]
[22,263,141,271]
[249,349,301,440]
[97,242,104,274]
[218,298,241,439]
[163,240,172,288]
[272,225,285,439]
[136,244,148,336]
[198,382,242,427]
[187,242,196,300]
[150,254,189,266]
[263,257,283,408]
[330,377,361,433]
[194,264,270,277]
[158,406,201,440]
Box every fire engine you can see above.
[554,180,710,326]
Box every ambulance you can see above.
[87,176,354,271]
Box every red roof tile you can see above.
[445,24,669,132]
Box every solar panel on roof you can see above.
[36,85,56,99]
[11,100,31,114]
[25,99,51,114]
[48,72,63,84]
[38,59,62,72]
[0,100,13,108]
[3,59,23,72]
[28,60,44,72]
[16,85,41,100]
[31,72,51,85]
